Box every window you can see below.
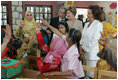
[75,8,88,22]
[25,6,52,23]
[1,5,8,27]
[1,1,12,28]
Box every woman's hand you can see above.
[20,22,25,29]
[36,49,41,57]
[35,22,41,34]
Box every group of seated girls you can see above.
[35,18,85,79]
[1,10,84,79]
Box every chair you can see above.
[82,65,98,79]
[98,69,117,79]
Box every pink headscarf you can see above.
[44,37,67,63]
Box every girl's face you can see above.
[58,24,66,35]
[87,9,94,21]
[66,10,74,20]
[26,12,33,21]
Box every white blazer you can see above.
[80,20,103,60]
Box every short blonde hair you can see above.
[67,6,76,16]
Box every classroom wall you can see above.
[93,1,117,27]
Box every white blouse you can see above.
[80,20,103,60]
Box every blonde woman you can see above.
[66,6,83,32]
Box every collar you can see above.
[59,17,65,21]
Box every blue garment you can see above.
[43,34,51,44]
[1,32,5,44]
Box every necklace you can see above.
[69,18,76,27]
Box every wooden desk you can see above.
[11,68,69,79]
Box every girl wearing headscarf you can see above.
[15,11,36,42]
[35,21,84,78]
[15,11,38,67]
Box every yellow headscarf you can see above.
[15,11,36,40]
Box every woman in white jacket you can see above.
[80,5,103,77]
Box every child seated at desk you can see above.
[35,23,67,73]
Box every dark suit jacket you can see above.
[97,47,117,71]
[50,17,68,29]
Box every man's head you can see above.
[58,6,67,20]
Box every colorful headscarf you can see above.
[15,11,36,40]
[23,11,35,24]
[44,38,67,63]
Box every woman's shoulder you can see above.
[94,20,103,27]
[94,20,102,24]
[76,19,82,23]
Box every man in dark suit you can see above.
[46,6,68,45]
[46,6,68,32]
[49,6,68,29]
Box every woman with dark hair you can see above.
[80,5,103,77]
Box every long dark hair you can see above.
[68,28,82,60]
[88,5,102,22]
